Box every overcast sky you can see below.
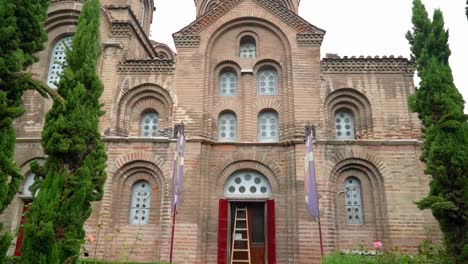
[149,0,468,112]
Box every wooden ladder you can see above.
[230,207,251,264]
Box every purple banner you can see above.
[171,124,185,215]
[304,128,320,220]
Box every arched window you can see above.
[129,180,152,224]
[257,68,278,95]
[22,173,36,197]
[239,36,256,58]
[224,171,272,198]
[218,112,237,142]
[258,111,279,142]
[47,36,73,88]
[140,111,159,137]
[345,177,363,224]
[219,70,237,96]
[335,111,355,140]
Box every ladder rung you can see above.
[232,249,249,252]
[237,208,247,211]
[234,238,248,241]
[233,261,250,263]
[235,228,247,231]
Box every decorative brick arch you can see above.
[324,88,374,139]
[109,152,171,181]
[115,83,174,136]
[205,17,292,58]
[328,156,390,248]
[214,159,282,199]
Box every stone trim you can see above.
[321,55,415,74]
[117,59,175,74]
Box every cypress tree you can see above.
[407,1,468,263]
[0,0,50,262]
[20,0,107,263]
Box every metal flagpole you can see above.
[169,204,177,263]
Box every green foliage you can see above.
[20,0,107,263]
[406,1,468,263]
[0,0,50,262]
[322,240,452,264]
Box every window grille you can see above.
[219,71,237,96]
[140,112,159,137]
[335,111,355,140]
[240,37,256,58]
[257,69,277,95]
[224,171,272,198]
[47,36,72,88]
[129,180,152,224]
[345,177,363,224]
[258,111,279,142]
[218,112,237,142]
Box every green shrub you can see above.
[4,256,21,264]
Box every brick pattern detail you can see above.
[321,55,415,74]
[297,33,325,46]
[117,59,175,73]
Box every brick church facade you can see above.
[2,0,440,263]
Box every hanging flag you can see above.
[304,126,320,220]
[171,124,185,215]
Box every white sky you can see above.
[150,0,468,112]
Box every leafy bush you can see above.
[4,256,21,264]
[322,240,453,264]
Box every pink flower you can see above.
[85,235,95,243]
[373,241,383,249]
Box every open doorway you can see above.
[230,201,265,264]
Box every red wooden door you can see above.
[14,202,30,256]
[217,199,229,264]
[267,200,276,264]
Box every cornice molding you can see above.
[321,55,415,74]
[117,59,175,74]
[174,0,324,48]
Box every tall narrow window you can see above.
[47,36,73,88]
[140,0,146,25]
[239,36,256,58]
[257,69,277,95]
[22,173,36,197]
[219,70,237,96]
[335,111,354,140]
[345,177,363,224]
[258,111,279,142]
[218,112,237,142]
[140,111,159,137]
[129,180,152,224]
